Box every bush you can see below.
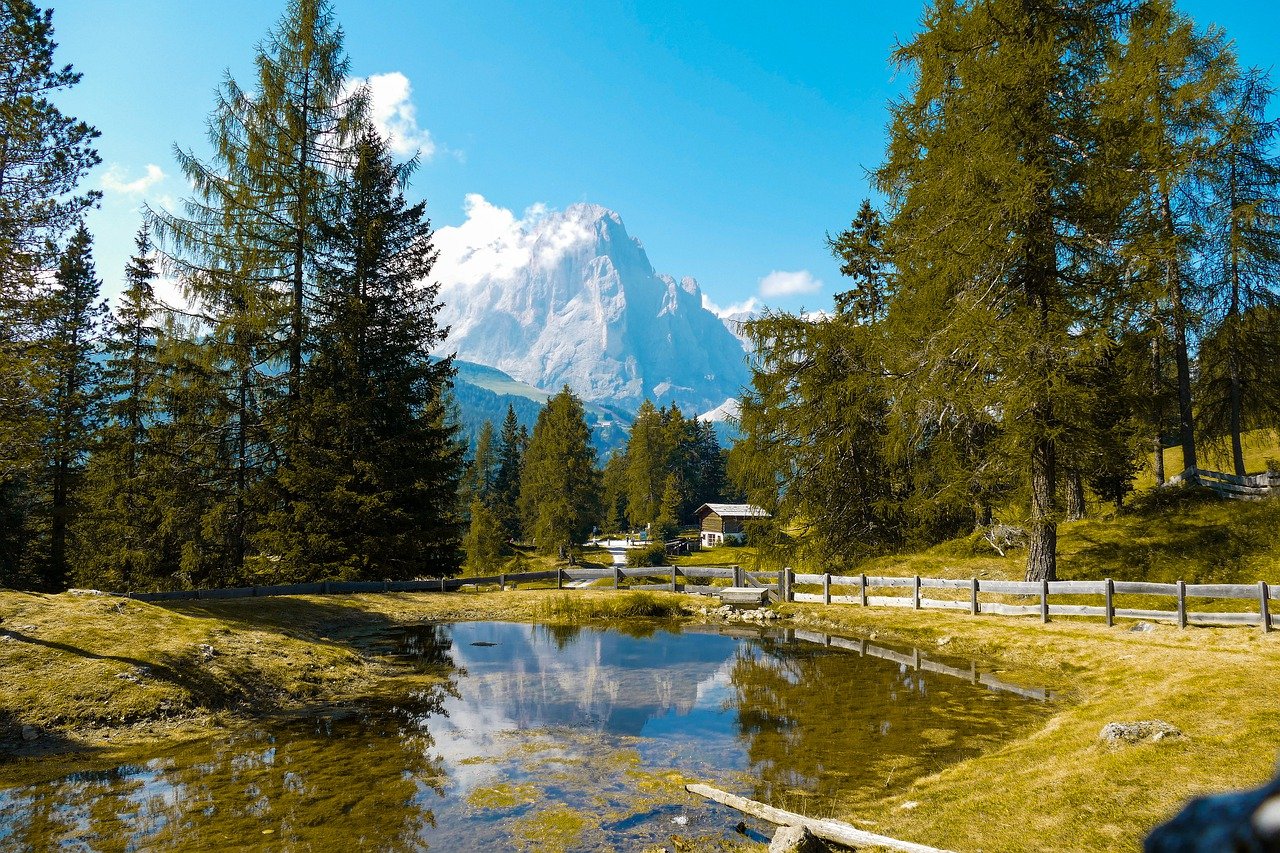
[626,544,667,567]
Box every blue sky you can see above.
[50,0,1280,315]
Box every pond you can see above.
[0,621,1053,851]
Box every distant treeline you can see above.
[730,0,1280,583]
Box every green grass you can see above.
[537,591,685,621]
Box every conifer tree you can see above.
[462,420,496,507]
[75,225,168,590]
[0,1,99,584]
[492,405,525,543]
[877,0,1135,581]
[1103,0,1235,478]
[462,498,506,575]
[1196,67,1280,473]
[518,387,601,555]
[624,400,669,530]
[263,128,461,580]
[36,224,107,589]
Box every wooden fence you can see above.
[1169,466,1279,500]
[123,564,1277,633]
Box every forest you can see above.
[2,0,1278,593]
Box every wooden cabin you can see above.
[694,503,770,548]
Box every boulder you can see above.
[1100,720,1182,746]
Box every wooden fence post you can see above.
[613,567,620,590]
[913,575,921,610]
[440,577,446,592]
[1105,578,1114,627]
[823,573,831,606]
[556,568,563,590]
[671,565,678,593]
[1040,579,1049,623]
[1177,580,1187,629]
[860,573,868,607]
[785,567,794,602]
[1261,581,1271,634]
[733,564,743,587]
[970,578,979,615]
[499,573,506,592]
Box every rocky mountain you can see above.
[433,202,752,416]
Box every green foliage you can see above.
[538,591,682,621]
[625,544,667,568]
[260,130,462,580]
[463,499,507,575]
[518,387,601,555]
[491,405,526,543]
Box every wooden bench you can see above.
[718,587,770,607]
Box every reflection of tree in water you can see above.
[0,678,457,850]
[729,637,1045,812]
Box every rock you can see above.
[768,824,826,853]
[1146,770,1280,851]
[937,636,952,647]
[1100,720,1182,745]
[1129,621,1156,633]
[198,644,218,661]
[21,725,38,742]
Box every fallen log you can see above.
[685,783,955,853]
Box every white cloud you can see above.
[101,164,166,196]
[432,194,593,290]
[701,293,762,319]
[352,71,436,158]
[758,269,822,298]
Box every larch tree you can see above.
[876,0,1135,581]
[1196,67,1280,473]
[1102,0,1235,479]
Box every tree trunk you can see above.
[1151,336,1166,485]
[1163,190,1197,479]
[1026,433,1057,582]
[1066,468,1085,521]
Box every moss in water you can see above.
[466,782,540,810]
[511,802,591,852]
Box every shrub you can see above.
[626,544,667,567]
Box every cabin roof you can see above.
[695,503,771,520]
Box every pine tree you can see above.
[828,199,893,323]
[462,420,496,508]
[75,225,168,590]
[624,400,668,530]
[0,1,99,585]
[263,128,461,580]
[492,405,525,543]
[35,224,107,589]
[1196,67,1280,473]
[518,387,601,555]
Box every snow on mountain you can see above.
[699,397,741,424]
[432,197,752,414]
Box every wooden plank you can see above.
[1183,583,1259,599]
[920,597,971,612]
[630,583,677,592]
[975,602,1041,617]
[978,580,1041,595]
[866,595,916,609]
[794,572,825,585]
[979,675,1050,701]
[679,566,737,579]
[792,592,824,604]
[864,645,915,668]
[719,587,769,605]
[866,576,916,589]
[1112,608,1180,621]
[684,784,955,853]
[1046,581,1108,594]
[919,658,973,680]
[1046,604,1108,618]
[919,577,972,590]
[1112,581,1179,596]
[827,575,862,587]
[1187,611,1263,626]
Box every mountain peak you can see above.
[432,199,750,412]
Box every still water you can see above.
[0,622,1053,851]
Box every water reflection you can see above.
[1,622,1053,851]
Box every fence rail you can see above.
[122,563,1277,632]
[1169,466,1280,500]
